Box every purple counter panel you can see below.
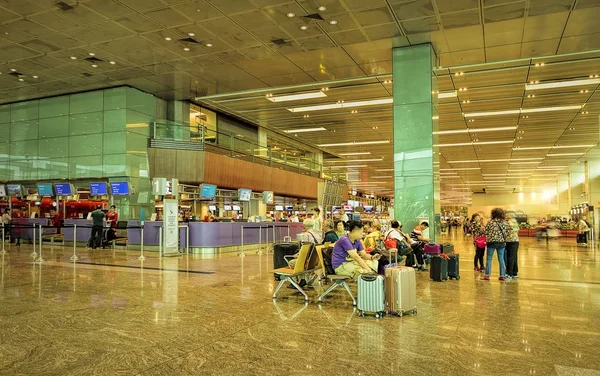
[127,221,188,248]
[64,219,94,242]
[11,218,52,240]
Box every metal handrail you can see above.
[151,121,324,177]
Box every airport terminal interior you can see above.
[1,0,600,375]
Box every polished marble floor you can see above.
[1,231,600,376]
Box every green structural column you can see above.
[392,44,439,240]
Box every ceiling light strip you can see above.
[433,126,517,135]
[267,91,327,102]
[318,140,390,147]
[525,78,600,91]
[464,105,582,118]
[283,127,327,133]
[288,98,393,113]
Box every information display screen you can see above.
[110,182,130,195]
[37,183,54,196]
[0,185,5,197]
[200,184,217,199]
[7,185,22,196]
[238,188,252,202]
[275,205,284,211]
[90,182,108,196]
[208,205,217,211]
[232,205,240,211]
[224,205,232,210]
[55,183,73,196]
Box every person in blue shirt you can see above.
[332,221,380,279]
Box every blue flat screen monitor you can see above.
[37,183,54,196]
[238,188,252,202]
[54,183,73,196]
[7,184,23,197]
[200,184,217,199]
[90,182,108,196]
[285,206,293,211]
[110,182,130,195]
[364,206,373,213]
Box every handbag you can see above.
[474,235,487,248]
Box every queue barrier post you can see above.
[185,226,189,254]
[36,224,45,263]
[138,226,146,261]
[256,225,263,255]
[0,226,5,255]
[69,224,80,261]
[31,224,37,257]
[158,226,163,257]
[238,226,246,257]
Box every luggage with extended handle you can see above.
[357,274,386,318]
[430,255,448,281]
[447,254,460,280]
[384,265,417,316]
[441,243,454,254]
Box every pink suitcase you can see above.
[424,243,441,254]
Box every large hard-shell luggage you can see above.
[441,243,454,254]
[447,254,460,280]
[424,243,441,255]
[357,274,386,318]
[384,266,417,316]
[430,256,448,282]
[273,242,300,269]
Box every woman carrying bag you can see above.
[482,208,511,281]
[471,213,486,272]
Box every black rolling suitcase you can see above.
[273,241,300,269]
[430,256,448,282]
[447,254,460,280]
[87,229,103,249]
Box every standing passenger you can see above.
[471,214,486,272]
[482,208,511,281]
[505,212,520,280]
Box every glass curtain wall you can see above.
[0,86,156,220]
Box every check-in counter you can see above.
[63,219,95,242]
[11,218,52,241]
[127,221,303,252]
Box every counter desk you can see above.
[11,218,53,241]
[127,221,303,252]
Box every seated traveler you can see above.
[332,221,381,279]
[322,220,339,244]
[287,219,323,288]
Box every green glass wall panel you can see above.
[10,140,39,159]
[0,142,8,180]
[39,96,69,118]
[10,120,39,141]
[126,132,148,155]
[39,116,69,138]
[103,154,127,176]
[70,155,103,178]
[392,44,438,240]
[69,135,102,157]
[70,91,103,114]
[104,87,127,110]
[103,132,127,155]
[126,154,149,178]
[69,112,103,136]
[0,122,9,141]
[11,100,38,121]
[39,137,69,158]
[11,159,38,180]
[104,109,126,132]
[38,158,69,180]
[126,109,151,136]
[126,87,155,116]
[0,105,10,123]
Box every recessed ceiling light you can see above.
[288,98,393,113]
[88,52,95,56]
[18,78,24,82]
[10,69,16,72]
[329,20,338,25]
[165,37,172,41]
[32,75,38,79]
[188,32,195,37]
[205,43,213,47]
[70,56,77,60]
[91,64,98,68]
[109,61,116,65]
[283,127,327,133]
[526,78,600,90]
[300,25,309,30]
[183,47,190,51]
[287,12,295,17]
[339,152,371,156]
[318,140,390,147]
[267,91,327,103]
[438,91,457,99]
[318,6,327,11]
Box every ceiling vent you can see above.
[302,13,324,22]
[179,37,200,44]
[84,56,104,63]
[55,1,74,11]
[271,38,287,45]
